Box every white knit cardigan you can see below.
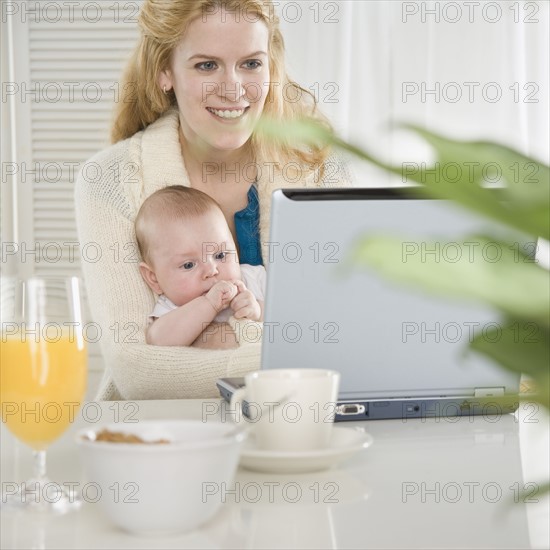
[75,110,353,400]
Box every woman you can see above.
[76,0,353,400]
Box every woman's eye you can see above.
[215,252,226,261]
[196,61,217,71]
[182,262,195,270]
[243,60,261,70]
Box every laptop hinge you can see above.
[474,387,505,397]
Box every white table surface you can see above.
[1,399,549,549]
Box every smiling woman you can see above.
[159,14,270,153]
[74,0,353,400]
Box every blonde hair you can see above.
[135,185,222,264]
[111,0,330,173]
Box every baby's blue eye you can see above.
[215,252,226,261]
[182,262,195,270]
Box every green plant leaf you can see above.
[351,234,550,324]
[403,124,550,205]
[333,130,549,240]
[396,125,550,240]
[469,319,549,409]
[255,116,334,149]
[256,117,550,240]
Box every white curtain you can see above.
[279,0,549,183]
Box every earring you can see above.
[163,85,167,94]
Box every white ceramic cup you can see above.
[230,369,340,452]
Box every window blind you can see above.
[5,0,143,377]
[28,0,141,276]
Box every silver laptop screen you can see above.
[261,189,522,400]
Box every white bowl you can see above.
[76,420,245,535]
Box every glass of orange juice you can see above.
[1,276,87,513]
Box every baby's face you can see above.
[146,209,241,306]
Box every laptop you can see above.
[217,188,528,421]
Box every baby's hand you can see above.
[230,280,262,321]
[204,281,238,313]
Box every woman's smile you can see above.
[206,106,250,120]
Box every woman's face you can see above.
[160,9,270,154]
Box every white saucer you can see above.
[239,427,373,474]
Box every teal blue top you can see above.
[234,184,262,266]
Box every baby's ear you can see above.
[139,262,163,295]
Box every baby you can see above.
[135,185,265,348]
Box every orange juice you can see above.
[0,335,87,450]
